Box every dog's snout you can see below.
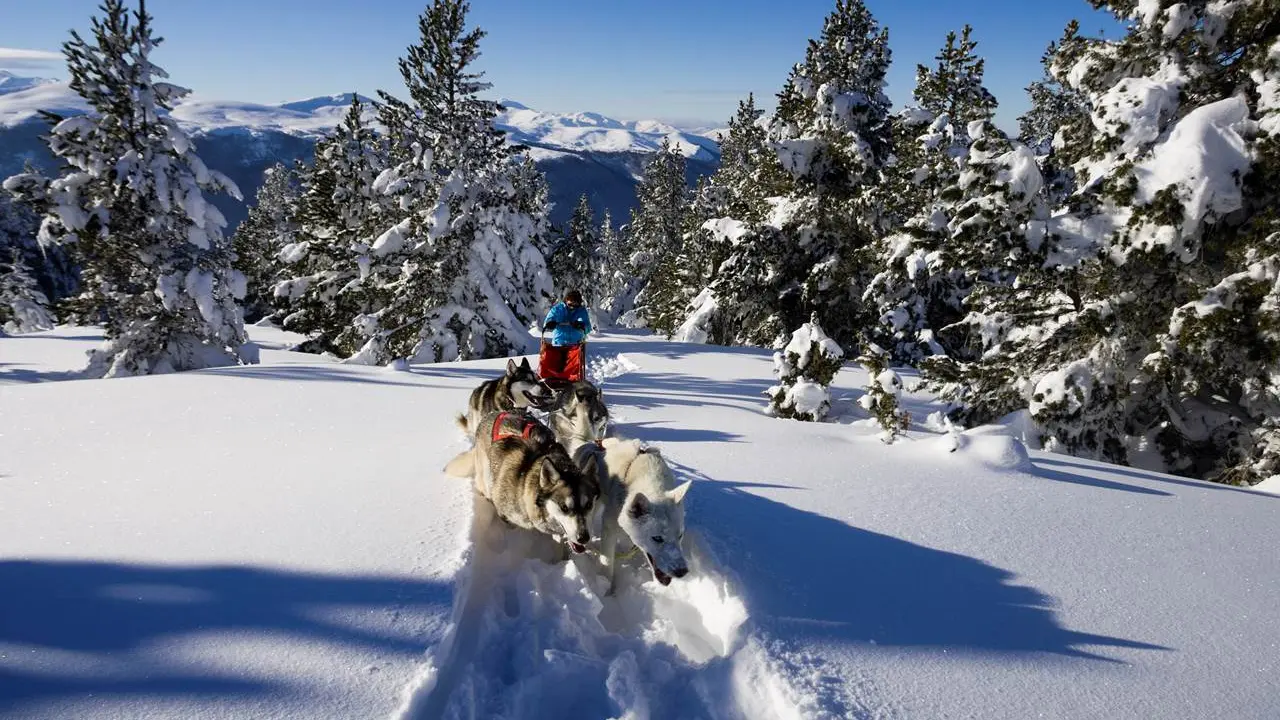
[576,528,591,544]
[672,566,689,579]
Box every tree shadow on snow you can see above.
[615,420,744,444]
[1027,460,1175,497]
[0,560,450,713]
[668,462,1170,663]
[601,371,776,413]
[1033,456,1277,500]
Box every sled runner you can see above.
[538,329,586,388]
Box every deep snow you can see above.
[1,326,1277,719]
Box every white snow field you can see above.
[1,327,1277,719]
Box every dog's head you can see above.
[554,381,609,440]
[540,451,601,554]
[620,479,692,586]
[506,357,554,410]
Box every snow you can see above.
[701,217,752,246]
[1,327,1278,719]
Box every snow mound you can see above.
[935,425,1033,471]
[588,353,641,385]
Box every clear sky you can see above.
[0,0,1122,131]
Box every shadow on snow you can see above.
[0,561,450,713]
[668,461,1170,663]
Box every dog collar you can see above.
[616,544,641,561]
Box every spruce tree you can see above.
[767,314,846,421]
[625,139,690,330]
[865,26,1003,364]
[675,94,789,345]
[1017,22,1091,206]
[3,0,252,377]
[549,194,599,302]
[232,162,299,323]
[858,344,911,442]
[941,1,1280,486]
[765,0,894,347]
[274,97,386,354]
[0,248,55,334]
[350,0,551,364]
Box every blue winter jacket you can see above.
[544,302,592,346]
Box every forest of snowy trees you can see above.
[3,0,1279,487]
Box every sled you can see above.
[538,330,586,388]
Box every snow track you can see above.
[395,494,821,720]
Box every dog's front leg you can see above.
[601,522,619,596]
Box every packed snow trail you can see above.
[394,492,834,720]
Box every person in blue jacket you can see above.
[544,289,592,346]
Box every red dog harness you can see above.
[492,411,538,443]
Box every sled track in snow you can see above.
[394,494,853,720]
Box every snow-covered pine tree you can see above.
[549,194,599,302]
[232,162,299,322]
[2,0,252,377]
[674,94,790,345]
[274,96,386,354]
[625,138,690,331]
[1017,21,1092,206]
[0,189,59,333]
[766,314,845,421]
[942,1,1280,486]
[0,248,55,334]
[595,209,636,325]
[764,0,894,348]
[349,0,551,364]
[857,343,910,442]
[864,26,1000,364]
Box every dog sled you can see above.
[538,329,586,388]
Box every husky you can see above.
[548,380,610,445]
[444,410,600,554]
[598,438,692,592]
[457,357,555,435]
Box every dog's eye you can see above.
[651,536,664,544]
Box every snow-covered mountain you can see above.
[0,78,719,229]
[0,71,56,97]
[2,325,1277,719]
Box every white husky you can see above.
[598,438,692,593]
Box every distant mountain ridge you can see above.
[0,75,719,230]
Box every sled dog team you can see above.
[444,357,692,593]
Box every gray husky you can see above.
[548,380,610,444]
[457,357,555,435]
[444,410,600,554]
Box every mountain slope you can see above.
[0,80,719,229]
[1,327,1276,719]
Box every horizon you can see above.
[1,1,1124,131]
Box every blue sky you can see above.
[0,0,1122,130]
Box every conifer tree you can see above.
[625,139,690,329]
[1017,22,1091,205]
[940,1,1280,486]
[232,162,299,322]
[865,26,1003,364]
[764,0,894,347]
[858,344,911,442]
[0,248,55,334]
[549,194,599,301]
[349,0,551,363]
[767,315,845,421]
[3,0,252,377]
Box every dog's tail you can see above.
[443,448,477,479]
[455,413,470,434]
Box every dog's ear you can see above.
[506,358,518,376]
[629,493,650,518]
[667,480,692,504]
[540,462,560,490]
[583,453,600,481]
[520,357,532,371]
